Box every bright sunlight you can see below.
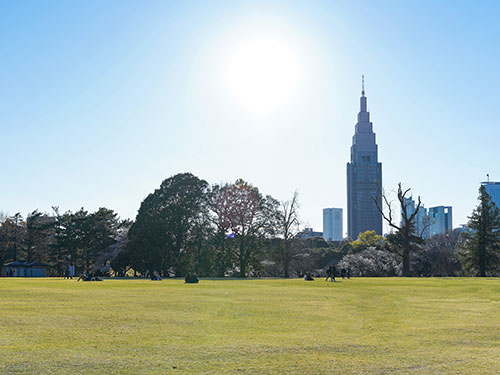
[222,33,303,116]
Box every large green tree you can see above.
[82,208,119,271]
[459,185,500,277]
[25,210,55,263]
[49,207,119,274]
[49,208,87,273]
[0,213,25,266]
[127,173,210,276]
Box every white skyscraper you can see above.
[323,208,343,241]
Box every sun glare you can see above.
[222,34,303,115]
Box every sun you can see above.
[222,34,303,115]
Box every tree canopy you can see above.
[459,185,500,276]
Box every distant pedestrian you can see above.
[69,264,75,279]
[341,268,346,279]
[325,265,336,282]
[347,267,352,279]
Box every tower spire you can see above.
[360,75,367,113]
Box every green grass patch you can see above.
[0,277,499,374]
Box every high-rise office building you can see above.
[402,197,430,239]
[347,77,382,239]
[323,208,343,241]
[428,206,452,237]
[481,181,500,209]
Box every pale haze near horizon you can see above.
[1,1,499,235]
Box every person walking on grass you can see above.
[325,265,336,282]
[341,268,346,279]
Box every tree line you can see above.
[1,173,499,277]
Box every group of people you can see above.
[64,264,75,279]
[64,263,104,281]
[325,264,351,282]
[77,272,103,281]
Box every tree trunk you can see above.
[239,237,247,278]
[402,237,411,276]
[239,259,246,278]
[283,251,290,278]
[402,247,410,276]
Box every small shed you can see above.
[2,261,48,277]
[26,262,49,277]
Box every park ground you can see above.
[0,277,499,374]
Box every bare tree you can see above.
[278,191,300,277]
[213,179,278,277]
[374,183,429,276]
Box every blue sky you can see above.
[1,0,499,234]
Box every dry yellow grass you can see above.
[0,277,499,374]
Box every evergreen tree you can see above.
[127,173,210,276]
[0,214,25,264]
[459,185,500,277]
[83,208,119,271]
[25,210,55,263]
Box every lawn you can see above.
[0,277,499,374]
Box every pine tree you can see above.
[459,185,500,276]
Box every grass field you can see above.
[0,277,499,374]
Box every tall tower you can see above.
[347,77,382,239]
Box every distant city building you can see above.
[428,206,453,237]
[481,181,500,209]
[323,208,343,241]
[347,77,382,239]
[402,197,430,239]
[297,228,323,239]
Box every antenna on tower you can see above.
[487,173,490,182]
[362,75,365,96]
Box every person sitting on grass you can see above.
[303,272,314,281]
[77,272,103,281]
[185,274,199,284]
[78,273,90,282]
